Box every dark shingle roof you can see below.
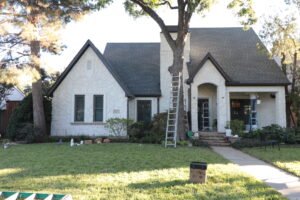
[188,28,290,85]
[50,28,289,97]
[104,43,161,97]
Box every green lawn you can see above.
[0,143,284,200]
[243,146,300,177]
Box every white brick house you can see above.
[49,27,289,137]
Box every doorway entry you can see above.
[198,98,210,131]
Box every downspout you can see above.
[126,97,130,138]
[157,97,160,113]
[127,98,129,120]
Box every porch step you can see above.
[198,132,230,146]
[199,132,225,137]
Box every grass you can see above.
[0,143,285,200]
[243,145,300,177]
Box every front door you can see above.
[137,100,152,123]
[198,99,210,131]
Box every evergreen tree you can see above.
[0,0,110,140]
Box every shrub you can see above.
[191,139,210,147]
[260,124,284,142]
[128,112,167,144]
[105,118,134,136]
[178,140,189,146]
[6,94,52,143]
[232,138,263,148]
[128,122,149,142]
[230,120,244,136]
[283,128,300,144]
[243,129,261,139]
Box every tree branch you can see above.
[154,1,178,9]
[130,0,176,50]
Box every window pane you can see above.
[95,96,103,109]
[137,100,151,123]
[94,95,103,121]
[75,95,84,121]
[95,109,103,121]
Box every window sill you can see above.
[71,122,105,125]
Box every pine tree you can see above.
[0,0,110,140]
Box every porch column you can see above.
[275,88,286,127]
[226,90,231,125]
[191,84,198,132]
[217,85,226,132]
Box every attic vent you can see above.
[87,60,92,70]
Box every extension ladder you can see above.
[165,73,181,148]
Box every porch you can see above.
[191,84,286,132]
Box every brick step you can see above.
[199,136,226,140]
[200,141,228,145]
[197,131,230,146]
[199,132,225,137]
[201,139,228,143]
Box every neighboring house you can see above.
[0,87,25,136]
[49,27,289,137]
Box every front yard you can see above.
[243,146,300,177]
[0,143,284,200]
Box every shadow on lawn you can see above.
[0,143,229,179]
[129,180,190,190]
[128,176,282,200]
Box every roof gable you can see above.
[48,40,133,97]
[188,28,290,86]
[187,52,231,84]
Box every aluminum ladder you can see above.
[165,73,181,148]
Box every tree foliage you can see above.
[0,0,111,139]
[0,0,110,81]
[259,3,300,127]
[105,118,134,136]
[260,15,299,65]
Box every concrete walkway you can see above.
[212,146,300,200]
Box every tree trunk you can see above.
[31,40,47,141]
[281,54,293,127]
[291,52,298,127]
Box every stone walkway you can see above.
[212,146,300,200]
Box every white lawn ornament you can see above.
[225,129,232,137]
[70,138,74,147]
[3,143,8,149]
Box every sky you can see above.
[42,0,294,73]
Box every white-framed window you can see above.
[94,95,104,122]
[74,95,85,122]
